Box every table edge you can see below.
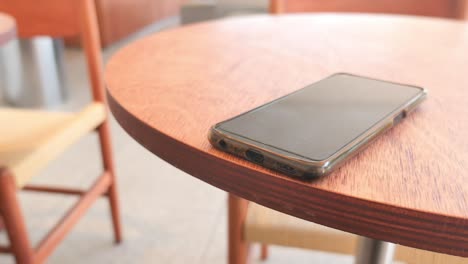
[107,90,468,257]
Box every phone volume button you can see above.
[393,111,407,125]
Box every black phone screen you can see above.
[217,73,423,161]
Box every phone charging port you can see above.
[246,149,264,164]
[219,140,228,149]
[276,162,296,174]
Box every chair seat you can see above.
[245,202,358,255]
[0,103,106,188]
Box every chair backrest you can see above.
[0,0,106,103]
[0,0,82,38]
[270,0,467,19]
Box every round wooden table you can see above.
[0,13,15,46]
[105,14,468,262]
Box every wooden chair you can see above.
[227,2,468,264]
[0,0,122,263]
[269,0,468,19]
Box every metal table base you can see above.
[355,237,396,264]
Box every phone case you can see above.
[208,73,427,180]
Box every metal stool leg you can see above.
[355,237,396,264]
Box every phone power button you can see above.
[393,111,407,125]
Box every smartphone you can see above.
[208,73,427,180]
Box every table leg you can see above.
[354,237,396,264]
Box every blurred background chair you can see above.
[0,11,15,236]
[227,1,468,264]
[0,0,122,263]
[269,0,467,19]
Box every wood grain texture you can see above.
[105,15,468,257]
[269,0,466,19]
[0,13,15,46]
[248,202,468,264]
[245,203,358,253]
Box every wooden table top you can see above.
[0,12,15,46]
[105,14,468,257]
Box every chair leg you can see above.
[228,193,249,264]
[107,177,122,244]
[260,244,269,260]
[269,0,285,14]
[0,168,34,264]
[0,214,4,232]
[97,122,122,243]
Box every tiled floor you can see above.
[0,17,353,264]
